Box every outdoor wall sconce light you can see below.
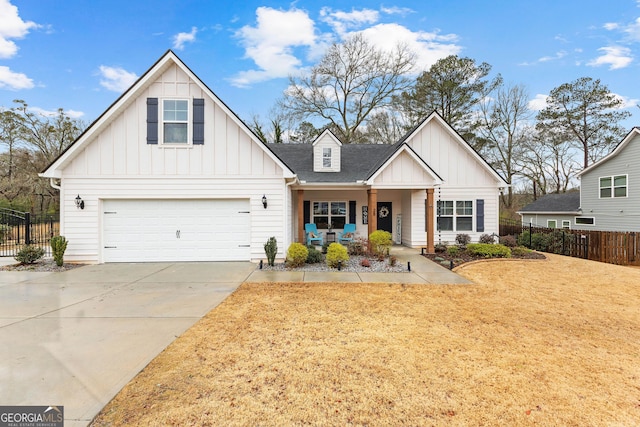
[75,194,85,210]
[262,194,268,209]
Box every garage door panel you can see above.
[103,199,250,262]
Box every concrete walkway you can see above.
[246,246,471,284]
[0,248,469,426]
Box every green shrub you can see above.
[264,236,277,266]
[50,235,68,267]
[447,245,459,256]
[479,233,495,244]
[286,242,308,268]
[511,246,533,257]
[15,245,45,264]
[517,230,531,247]
[455,233,471,246]
[326,243,349,268]
[306,245,323,264]
[466,243,511,258]
[369,230,392,257]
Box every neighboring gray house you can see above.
[518,192,580,229]
[575,127,640,232]
[519,127,640,232]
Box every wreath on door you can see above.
[379,206,389,218]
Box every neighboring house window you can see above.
[562,220,571,229]
[575,217,595,226]
[547,220,557,228]
[163,99,189,144]
[323,148,332,168]
[313,201,346,229]
[600,175,627,198]
[437,200,473,231]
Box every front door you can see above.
[377,202,392,233]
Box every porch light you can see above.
[75,194,85,210]
[262,194,268,209]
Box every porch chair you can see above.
[338,223,356,244]
[305,223,324,245]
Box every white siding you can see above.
[313,133,341,172]
[433,187,499,244]
[374,151,438,188]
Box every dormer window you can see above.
[163,99,189,144]
[323,148,332,168]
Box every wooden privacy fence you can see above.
[500,218,640,266]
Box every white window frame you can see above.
[161,98,191,145]
[437,200,473,232]
[562,220,571,229]
[322,148,332,168]
[599,174,627,198]
[312,201,347,230]
[575,217,595,226]
[547,219,557,228]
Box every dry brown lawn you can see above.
[92,254,640,426]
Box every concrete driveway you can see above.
[0,262,255,427]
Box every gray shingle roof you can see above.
[267,143,398,183]
[518,192,580,213]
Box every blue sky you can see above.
[2,0,640,130]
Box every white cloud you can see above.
[611,92,640,109]
[29,106,84,119]
[538,50,567,62]
[528,94,548,111]
[358,23,460,72]
[603,22,619,30]
[320,7,379,36]
[587,46,633,69]
[0,65,33,89]
[98,65,138,92]
[173,27,197,50]
[0,0,39,59]
[231,7,317,87]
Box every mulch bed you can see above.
[423,247,546,269]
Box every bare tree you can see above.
[536,77,630,169]
[280,33,416,144]
[478,84,531,208]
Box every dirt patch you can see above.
[91,254,640,426]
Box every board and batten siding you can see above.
[312,133,341,172]
[373,150,438,188]
[60,177,287,263]
[406,120,497,187]
[580,133,640,232]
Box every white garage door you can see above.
[102,199,250,262]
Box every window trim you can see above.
[562,220,571,229]
[161,98,191,145]
[575,217,595,226]
[311,200,347,230]
[599,174,627,199]
[437,200,474,232]
[322,148,332,168]
[547,219,557,229]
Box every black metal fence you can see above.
[500,218,640,266]
[0,208,59,258]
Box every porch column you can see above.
[297,189,304,243]
[367,189,377,237]
[426,188,435,253]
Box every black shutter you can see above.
[349,201,356,224]
[476,199,485,232]
[303,200,310,225]
[146,98,158,144]
[193,98,204,145]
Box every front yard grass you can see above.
[92,253,640,426]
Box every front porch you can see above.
[291,187,435,253]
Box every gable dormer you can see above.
[312,130,342,172]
